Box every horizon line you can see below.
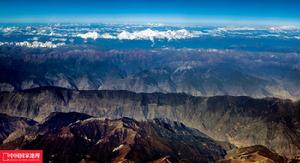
[1,16,300,26]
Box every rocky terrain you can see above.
[0,113,37,144]
[0,112,226,163]
[0,87,300,159]
[1,47,300,100]
[218,145,288,163]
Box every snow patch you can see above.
[77,31,100,40]
[294,36,300,40]
[269,26,300,31]
[112,144,124,152]
[215,27,257,32]
[1,27,18,33]
[174,65,193,73]
[0,41,65,48]
[76,29,201,41]
[100,33,115,39]
[117,29,201,42]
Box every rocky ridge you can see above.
[0,87,300,158]
[0,112,226,163]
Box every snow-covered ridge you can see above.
[269,25,300,31]
[215,27,257,32]
[213,26,300,32]
[0,41,65,48]
[77,32,100,40]
[76,29,201,41]
[1,25,300,44]
[77,31,115,40]
[116,29,201,41]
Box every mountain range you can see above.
[2,111,298,163]
[1,47,300,100]
[0,112,228,163]
[1,25,300,162]
[1,86,300,160]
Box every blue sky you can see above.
[1,0,300,25]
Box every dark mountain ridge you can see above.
[0,86,300,158]
[0,112,226,163]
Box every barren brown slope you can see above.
[0,112,226,163]
[218,145,288,163]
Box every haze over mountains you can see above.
[1,46,300,100]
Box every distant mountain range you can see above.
[1,24,300,52]
[1,47,300,100]
[1,86,300,159]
